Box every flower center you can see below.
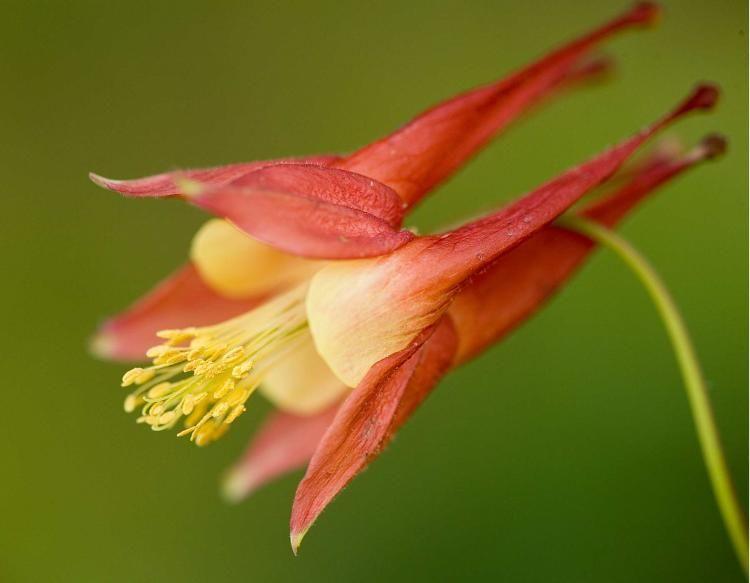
[120,284,309,446]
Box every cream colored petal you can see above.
[190,219,321,298]
[306,238,455,388]
[261,336,348,415]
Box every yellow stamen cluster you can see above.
[120,285,309,446]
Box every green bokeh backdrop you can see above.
[1,1,746,581]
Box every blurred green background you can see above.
[1,0,746,581]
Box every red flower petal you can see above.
[288,134,724,548]
[305,85,719,386]
[335,3,659,207]
[190,165,414,259]
[223,403,341,503]
[91,263,265,361]
[417,84,718,286]
[450,134,727,363]
[226,164,405,227]
[88,155,339,197]
[584,133,726,227]
[289,318,457,553]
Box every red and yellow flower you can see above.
[90,2,725,552]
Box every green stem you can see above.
[561,216,748,575]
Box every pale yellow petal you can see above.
[306,239,454,388]
[190,219,321,298]
[261,336,348,415]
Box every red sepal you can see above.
[91,263,265,361]
[289,318,457,553]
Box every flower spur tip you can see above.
[662,84,720,127]
[628,2,662,26]
[697,133,728,159]
[684,83,720,112]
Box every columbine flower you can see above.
[288,130,726,550]
[93,1,657,394]
[91,2,725,551]
[118,284,312,443]
[227,132,727,499]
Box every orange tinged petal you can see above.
[336,3,659,207]
[307,85,718,387]
[450,134,727,363]
[289,134,726,548]
[91,263,266,361]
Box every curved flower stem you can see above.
[560,216,748,574]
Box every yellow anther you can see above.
[194,422,216,446]
[155,351,187,366]
[134,369,156,385]
[213,378,235,399]
[191,412,212,433]
[232,361,254,379]
[183,358,204,373]
[156,328,182,339]
[224,404,246,424]
[189,335,212,349]
[158,411,177,425]
[150,404,165,417]
[187,346,205,361]
[146,345,169,358]
[124,395,140,413]
[121,368,144,387]
[183,396,208,425]
[211,423,230,441]
[181,394,195,416]
[156,327,197,344]
[147,382,173,399]
[229,388,250,406]
[211,402,229,419]
[194,361,215,377]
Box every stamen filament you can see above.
[120,284,310,446]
